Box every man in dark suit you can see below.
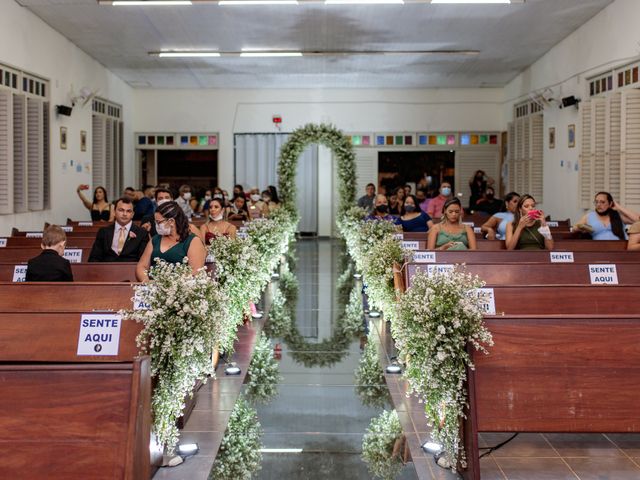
[89,197,149,262]
[25,225,73,282]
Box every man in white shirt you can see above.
[176,184,194,218]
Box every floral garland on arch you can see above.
[277,123,357,219]
[395,268,493,470]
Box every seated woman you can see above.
[227,195,250,222]
[261,189,279,217]
[481,192,520,240]
[199,198,237,244]
[76,184,114,222]
[505,194,554,250]
[366,194,395,222]
[198,189,213,214]
[136,201,206,282]
[573,192,636,240]
[25,225,73,282]
[427,198,477,250]
[388,191,401,215]
[394,194,433,232]
[628,222,640,250]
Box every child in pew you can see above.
[25,225,73,282]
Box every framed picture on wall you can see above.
[568,124,575,148]
[60,127,67,150]
[80,130,87,152]
[549,127,556,149]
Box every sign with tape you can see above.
[471,288,496,315]
[550,252,574,263]
[427,264,455,275]
[0,238,6,248]
[77,314,122,356]
[401,241,420,250]
[26,232,43,238]
[414,251,436,263]
[589,264,618,285]
[63,249,83,263]
[12,265,27,282]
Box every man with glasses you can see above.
[89,197,149,262]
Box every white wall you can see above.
[134,88,504,234]
[0,0,134,236]
[503,0,640,221]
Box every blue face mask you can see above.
[441,187,451,196]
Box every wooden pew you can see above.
[0,236,96,248]
[0,247,93,263]
[399,239,628,252]
[0,262,138,282]
[404,262,640,286]
[405,249,640,264]
[0,310,155,479]
[463,313,640,480]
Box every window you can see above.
[0,62,49,215]
[507,100,543,202]
[92,97,123,199]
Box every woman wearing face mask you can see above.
[505,194,554,250]
[395,194,434,232]
[199,199,237,244]
[481,192,520,240]
[573,192,637,240]
[176,184,194,218]
[366,194,395,222]
[427,198,476,250]
[136,200,206,282]
[248,188,267,218]
[228,195,250,222]
[198,189,213,214]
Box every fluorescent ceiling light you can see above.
[431,0,512,3]
[110,1,192,5]
[219,0,298,4]
[240,51,303,57]
[260,448,303,453]
[326,0,403,3]
[157,51,221,57]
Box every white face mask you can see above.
[213,194,223,200]
[157,199,171,206]
[155,221,171,236]
[250,194,261,202]
[204,195,212,201]
[182,192,192,200]
[210,213,224,222]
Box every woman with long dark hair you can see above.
[427,198,477,250]
[135,200,206,281]
[200,198,237,243]
[505,194,554,250]
[76,184,114,222]
[574,192,636,240]
[480,191,520,240]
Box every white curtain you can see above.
[234,133,318,233]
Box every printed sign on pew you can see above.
[63,249,83,263]
[427,264,455,276]
[589,264,618,285]
[550,251,574,263]
[401,241,420,251]
[26,232,43,238]
[0,238,7,248]
[13,265,27,282]
[77,313,122,356]
[414,251,436,263]
[133,286,150,310]
[61,226,73,233]
[470,288,496,315]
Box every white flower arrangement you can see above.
[209,395,263,480]
[395,268,493,469]
[121,259,229,451]
[246,333,282,404]
[278,123,356,219]
[355,335,391,409]
[361,409,405,480]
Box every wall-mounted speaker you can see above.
[560,96,580,109]
[56,105,73,116]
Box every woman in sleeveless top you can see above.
[573,192,637,240]
[505,194,554,250]
[136,200,206,282]
[481,192,520,240]
[199,198,237,245]
[427,198,477,251]
[394,194,433,232]
[76,184,114,222]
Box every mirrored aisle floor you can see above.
[250,238,419,480]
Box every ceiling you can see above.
[16,0,613,89]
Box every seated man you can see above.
[89,197,149,262]
[140,187,172,237]
[133,184,155,221]
[25,225,73,282]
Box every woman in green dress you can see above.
[136,200,207,282]
[505,194,554,250]
[427,198,477,251]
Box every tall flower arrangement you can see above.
[121,260,228,451]
[361,409,405,480]
[395,269,493,469]
[355,335,391,409]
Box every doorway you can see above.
[378,150,455,196]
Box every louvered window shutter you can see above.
[92,115,106,191]
[621,90,640,210]
[0,90,12,214]
[530,114,543,202]
[13,93,27,213]
[354,149,377,198]
[593,98,606,195]
[27,97,43,211]
[507,122,515,192]
[579,100,593,208]
[607,93,622,201]
[43,102,50,210]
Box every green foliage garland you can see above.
[246,333,282,404]
[361,409,404,480]
[355,335,391,409]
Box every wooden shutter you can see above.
[507,122,515,192]
[593,98,606,195]
[42,101,50,210]
[607,93,622,201]
[621,90,640,210]
[13,93,27,213]
[105,118,114,197]
[354,148,378,199]
[27,97,43,211]
[92,115,106,191]
[0,90,12,214]
[579,100,593,208]
[530,114,543,202]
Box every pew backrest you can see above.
[0,262,138,282]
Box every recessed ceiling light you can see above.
[240,51,303,57]
[157,51,221,57]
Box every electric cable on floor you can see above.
[432,433,519,470]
